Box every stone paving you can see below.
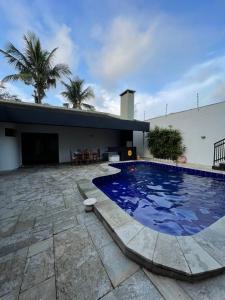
[1,164,225,300]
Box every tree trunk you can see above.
[37,88,42,104]
[34,87,42,104]
[33,90,38,104]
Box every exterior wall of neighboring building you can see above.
[138,101,225,166]
[0,122,121,171]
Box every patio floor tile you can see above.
[194,228,225,265]
[86,218,113,250]
[53,216,78,234]
[0,217,18,238]
[21,246,54,291]
[0,231,32,257]
[0,248,27,297]
[144,269,192,300]
[28,237,53,257]
[54,225,112,300]
[0,291,18,300]
[99,241,139,287]
[178,272,225,300]
[102,270,163,300]
[77,211,99,226]
[19,276,56,300]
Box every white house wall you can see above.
[0,123,120,170]
[0,123,20,171]
[137,101,225,166]
[18,124,120,164]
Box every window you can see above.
[5,128,17,137]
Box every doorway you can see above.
[21,132,59,165]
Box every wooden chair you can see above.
[92,149,101,162]
[71,150,83,165]
[83,149,91,164]
[76,149,83,164]
[70,150,76,164]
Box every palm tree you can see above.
[0,32,71,104]
[61,77,95,110]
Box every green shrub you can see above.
[147,126,185,161]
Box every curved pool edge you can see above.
[77,161,225,282]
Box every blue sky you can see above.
[0,0,225,119]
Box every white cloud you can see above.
[88,14,217,88]
[0,1,34,43]
[134,55,225,120]
[5,82,33,102]
[90,24,103,40]
[46,24,78,69]
[90,84,120,114]
[88,16,157,86]
[0,1,78,70]
[86,55,225,121]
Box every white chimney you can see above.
[120,89,135,120]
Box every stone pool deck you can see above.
[1,164,225,299]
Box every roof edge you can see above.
[120,89,136,97]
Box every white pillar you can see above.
[0,123,20,171]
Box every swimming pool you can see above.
[93,162,225,236]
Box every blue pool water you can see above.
[93,162,225,236]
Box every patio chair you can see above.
[71,150,83,165]
[92,149,101,162]
[70,150,76,164]
[76,149,83,164]
[83,149,92,164]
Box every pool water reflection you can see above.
[93,162,225,236]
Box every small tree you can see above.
[147,126,185,161]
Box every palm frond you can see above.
[61,80,71,90]
[81,86,95,99]
[82,103,95,111]
[50,64,71,78]
[46,47,58,65]
[2,73,32,83]
[0,48,27,71]
[61,91,70,98]
[5,42,30,66]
